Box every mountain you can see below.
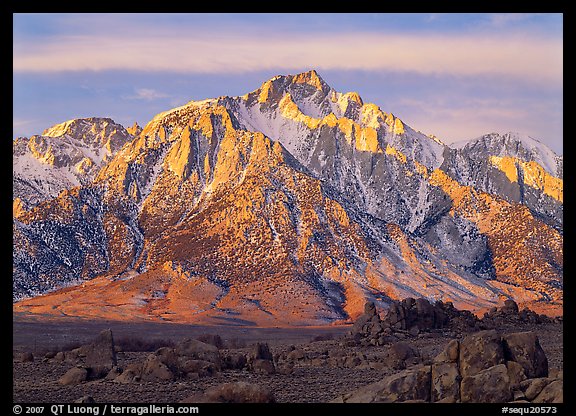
[12,70,563,324]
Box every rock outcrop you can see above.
[335,329,562,403]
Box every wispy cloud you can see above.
[13,118,40,131]
[13,30,562,86]
[487,13,542,27]
[395,94,562,152]
[123,88,169,101]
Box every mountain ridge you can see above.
[12,70,563,324]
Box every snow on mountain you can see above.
[451,132,562,177]
[443,132,562,229]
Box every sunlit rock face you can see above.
[13,71,563,324]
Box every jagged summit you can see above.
[43,117,115,137]
[290,69,329,91]
[126,121,143,136]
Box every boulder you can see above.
[277,360,295,375]
[521,378,551,401]
[65,349,80,363]
[76,329,117,378]
[178,359,218,378]
[251,342,274,361]
[113,363,142,383]
[502,332,548,378]
[287,349,305,361]
[105,366,123,380]
[386,342,419,369]
[350,302,386,344]
[385,298,413,330]
[249,342,275,373]
[502,299,519,315]
[154,347,180,371]
[459,330,505,377]
[434,339,459,363]
[384,298,449,332]
[431,362,460,402]
[141,355,174,381]
[59,367,88,386]
[532,380,562,403]
[222,352,247,370]
[195,334,224,349]
[251,359,276,374]
[175,338,221,369]
[338,365,432,403]
[506,361,527,389]
[460,364,512,403]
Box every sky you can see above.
[13,13,563,154]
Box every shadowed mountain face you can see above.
[12,70,563,325]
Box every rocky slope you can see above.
[12,70,563,323]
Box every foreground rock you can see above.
[78,329,118,378]
[502,332,548,378]
[431,339,460,402]
[532,380,563,403]
[175,338,222,370]
[249,343,276,374]
[333,365,431,403]
[460,364,512,403]
[57,329,117,383]
[112,338,223,383]
[459,330,505,377]
[59,367,88,386]
[334,329,562,403]
[13,352,34,363]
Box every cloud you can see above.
[13,30,562,86]
[394,94,563,153]
[13,118,40,131]
[487,13,541,27]
[123,88,169,101]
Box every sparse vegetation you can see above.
[195,333,224,349]
[114,336,175,352]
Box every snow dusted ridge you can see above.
[451,132,562,178]
[13,117,135,210]
[229,69,446,170]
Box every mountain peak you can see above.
[290,69,327,91]
[42,117,116,138]
[452,131,561,177]
[126,121,143,136]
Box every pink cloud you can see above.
[13,31,562,87]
